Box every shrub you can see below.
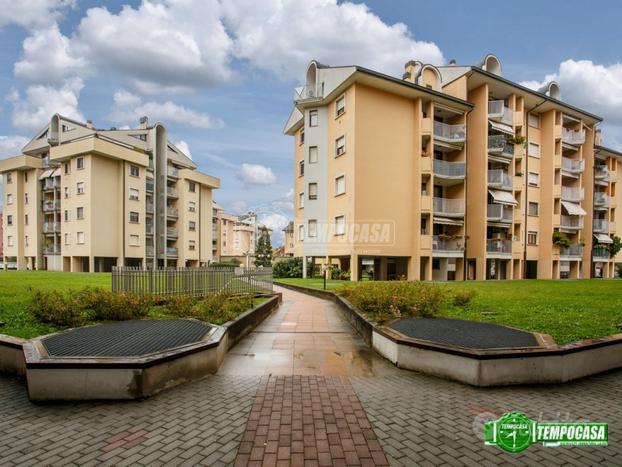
[211,259,241,267]
[163,293,255,325]
[337,281,446,323]
[29,289,88,328]
[273,257,303,278]
[452,290,477,307]
[76,287,151,321]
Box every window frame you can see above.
[528,201,539,217]
[335,94,346,117]
[528,142,540,158]
[528,172,540,187]
[299,192,304,209]
[298,224,305,241]
[76,206,84,220]
[76,182,85,195]
[77,231,85,244]
[527,231,538,245]
[334,215,346,236]
[76,157,84,170]
[335,135,346,157]
[309,146,318,164]
[189,221,197,231]
[130,165,140,177]
[129,234,140,247]
[308,219,318,237]
[335,175,346,196]
[299,160,304,177]
[129,188,140,201]
[309,109,318,127]
[129,211,140,224]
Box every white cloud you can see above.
[0,135,29,156]
[230,200,249,213]
[174,140,192,159]
[8,78,84,132]
[109,90,224,129]
[237,163,277,185]
[0,0,75,30]
[259,212,289,243]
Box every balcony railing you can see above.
[561,186,584,202]
[593,219,608,233]
[487,204,513,223]
[167,207,179,218]
[43,178,59,190]
[294,83,323,102]
[167,186,178,198]
[433,197,465,217]
[432,235,465,253]
[487,170,513,190]
[146,224,153,235]
[560,244,584,258]
[488,135,514,159]
[146,202,154,213]
[433,159,466,178]
[43,222,60,234]
[167,166,179,178]
[486,238,512,254]
[593,192,609,208]
[593,247,610,260]
[434,121,466,144]
[43,245,60,255]
[42,200,60,212]
[488,100,513,125]
[595,166,610,182]
[167,227,178,238]
[561,215,584,230]
[562,128,585,145]
[146,180,154,192]
[146,246,154,257]
[166,247,178,257]
[561,157,585,174]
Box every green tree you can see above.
[609,235,622,258]
[254,227,273,267]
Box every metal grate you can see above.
[42,320,213,357]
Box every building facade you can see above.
[211,203,259,265]
[282,221,295,256]
[1,115,220,272]
[285,56,622,280]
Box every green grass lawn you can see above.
[276,278,622,345]
[275,278,351,290]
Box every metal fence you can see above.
[112,266,273,297]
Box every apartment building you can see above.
[285,56,622,280]
[0,213,3,264]
[1,114,219,271]
[282,221,295,256]
[211,203,259,264]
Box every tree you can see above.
[609,235,622,258]
[254,227,273,267]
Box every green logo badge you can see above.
[485,412,608,453]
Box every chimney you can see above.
[403,60,421,83]
[86,119,93,129]
[139,116,148,129]
[449,58,457,65]
[595,129,603,146]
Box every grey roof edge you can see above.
[595,144,622,158]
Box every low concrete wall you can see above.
[335,296,374,347]
[274,281,337,301]
[0,335,26,375]
[225,294,281,350]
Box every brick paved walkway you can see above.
[0,285,621,466]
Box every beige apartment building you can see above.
[1,114,219,271]
[211,203,259,265]
[285,56,622,281]
[282,221,295,256]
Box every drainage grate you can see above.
[42,320,213,357]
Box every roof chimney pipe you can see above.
[86,119,93,129]
[449,58,456,65]
[139,116,148,129]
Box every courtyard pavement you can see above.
[0,285,620,466]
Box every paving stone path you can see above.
[0,285,621,466]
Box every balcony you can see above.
[562,128,585,145]
[592,247,610,261]
[146,224,153,235]
[486,238,512,256]
[593,219,609,233]
[594,192,609,209]
[560,244,584,259]
[146,202,154,214]
[487,204,513,223]
[433,197,464,218]
[487,135,514,159]
[42,178,59,191]
[167,186,178,198]
[488,100,513,125]
[560,215,584,231]
[487,170,513,190]
[166,246,178,257]
[294,83,323,102]
[167,166,179,179]
[167,227,178,238]
[167,206,179,218]
[146,180,154,193]
[43,222,60,234]
[595,166,610,182]
[146,246,154,257]
[42,200,60,212]
[561,157,584,175]
[561,186,584,202]
[433,121,466,145]
[432,235,464,257]
[43,245,60,255]
[433,159,465,183]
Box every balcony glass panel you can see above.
[433,121,466,143]
[433,197,464,217]
[433,159,465,178]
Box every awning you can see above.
[489,120,514,136]
[488,189,517,206]
[561,201,586,216]
[594,233,613,244]
[51,168,61,177]
[38,169,53,179]
[433,217,464,226]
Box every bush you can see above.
[337,281,446,323]
[29,289,88,328]
[452,290,477,307]
[210,259,241,267]
[273,257,303,278]
[163,293,255,325]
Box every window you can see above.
[528,231,538,245]
[335,175,345,196]
[299,192,304,209]
[129,234,139,246]
[24,214,28,226]
[298,224,305,240]
[7,193,13,205]
[64,187,69,198]
[309,110,318,127]
[308,182,318,200]
[528,114,540,129]
[335,135,346,156]
[335,216,346,235]
[528,142,540,157]
[528,172,539,187]
[308,219,317,237]
[6,173,12,184]
[64,163,70,175]
[129,188,139,200]
[189,240,196,251]
[25,235,29,247]
[189,182,196,193]
[129,211,139,223]
[24,172,28,183]
[77,232,85,244]
[130,165,140,177]
[64,233,69,245]
[528,202,539,216]
[299,160,304,177]
[76,157,84,170]
[309,146,318,164]
[299,129,305,145]
[64,210,69,222]
[24,193,29,204]
[336,95,345,117]
[7,215,13,225]
[77,182,85,194]
[189,221,196,231]
[189,201,196,212]
[7,236,13,247]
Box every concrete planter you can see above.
[0,335,27,375]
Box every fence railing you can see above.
[488,135,514,158]
[562,157,584,173]
[434,121,466,143]
[112,266,274,297]
[562,128,585,145]
[433,159,465,178]
[433,197,465,217]
[487,169,513,190]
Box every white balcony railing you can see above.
[433,159,466,178]
[42,200,61,212]
[167,186,178,198]
[488,135,514,159]
[562,128,585,145]
[561,186,584,202]
[595,166,610,182]
[433,197,465,217]
[593,219,609,233]
[488,100,513,125]
[561,215,584,230]
[294,83,323,102]
[167,227,178,238]
[487,204,513,223]
[167,166,179,178]
[562,157,585,174]
[43,222,60,234]
[146,246,154,257]
[43,244,60,255]
[166,247,178,256]
[487,170,513,190]
[560,244,584,258]
[432,235,465,253]
[593,192,609,208]
[593,247,610,260]
[434,121,466,144]
[146,224,153,235]
[43,178,59,190]
[146,202,154,213]
[167,207,178,217]
[486,238,512,254]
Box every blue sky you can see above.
[1,0,621,242]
